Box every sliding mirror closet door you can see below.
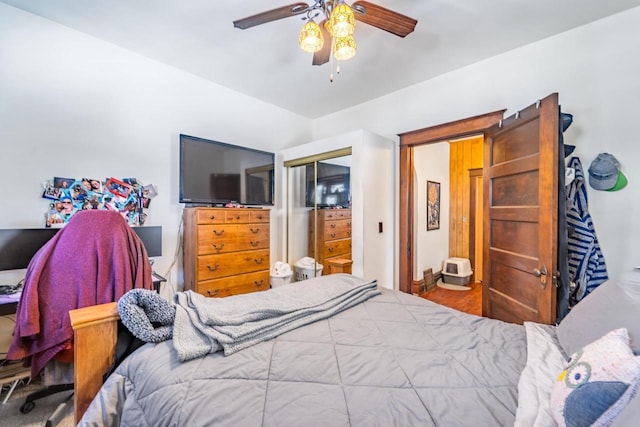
[286,163,310,274]
[285,150,352,280]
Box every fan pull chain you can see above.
[329,57,343,83]
[329,48,335,82]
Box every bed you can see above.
[70,272,640,426]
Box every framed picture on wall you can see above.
[427,180,440,231]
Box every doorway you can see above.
[399,93,560,325]
[397,110,505,294]
[412,136,484,315]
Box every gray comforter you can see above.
[172,274,380,359]
[80,280,526,426]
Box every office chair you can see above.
[6,210,154,422]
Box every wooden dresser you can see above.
[308,209,352,275]
[183,207,270,297]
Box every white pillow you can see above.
[550,328,640,427]
[514,322,565,427]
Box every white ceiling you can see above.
[3,0,639,118]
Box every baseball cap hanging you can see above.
[607,169,628,192]
[588,153,627,191]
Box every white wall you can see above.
[0,4,312,290]
[413,142,450,278]
[312,7,640,280]
[357,132,395,287]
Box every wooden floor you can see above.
[420,281,482,316]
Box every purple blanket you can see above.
[8,210,153,377]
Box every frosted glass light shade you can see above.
[329,3,356,38]
[334,35,356,60]
[299,20,324,53]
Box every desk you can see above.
[152,272,166,293]
[0,301,17,316]
[0,274,164,315]
[0,293,20,315]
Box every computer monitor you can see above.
[0,226,162,271]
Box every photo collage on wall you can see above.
[42,176,158,227]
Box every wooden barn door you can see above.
[482,93,559,325]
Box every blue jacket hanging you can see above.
[565,157,608,306]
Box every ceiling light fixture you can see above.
[333,35,356,61]
[299,19,324,53]
[298,0,358,64]
[234,1,418,79]
[328,2,356,38]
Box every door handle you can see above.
[533,265,548,288]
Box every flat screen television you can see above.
[179,134,275,206]
[305,162,351,208]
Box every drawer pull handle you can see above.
[212,243,225,251]
[236,215,241,220]
[330,223,336,228]
[209,215,216,220]
[330,233,336,238]
[250,240,259,247]
[207,263,220,272]
[328,247,334,252]
[254,280,264,287]
[254,257,265,265]
[347,231,351,237]
[347,222,351,226]
[213,229,225,236]
[256,215,263,220]
[327,214,334,218]
[250,228,260,233]
[207,289,219,297]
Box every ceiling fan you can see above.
[233,0,417,66]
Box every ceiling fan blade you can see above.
[352,1,417,37]
[312,19,332,66]
[233,2,309,29]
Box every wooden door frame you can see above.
[397,110,505,294]
[468,167,483,283]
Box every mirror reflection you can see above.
[286,155,352,279]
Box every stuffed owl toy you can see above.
[550,328,640,427]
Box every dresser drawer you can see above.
[197,224,269,254]
[197,270,270,298]
[250,210,270,223]
[322,238,351,259]
[196,209,227,224]
[322,210,351,220]
[197,249,270,281]
[322,219,352,241]
[195,208,261,224]
[224,210,251,223]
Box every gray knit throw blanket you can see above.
[172,274,380,362]
[117,289,175,343]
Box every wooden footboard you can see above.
[69,302,120,424]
